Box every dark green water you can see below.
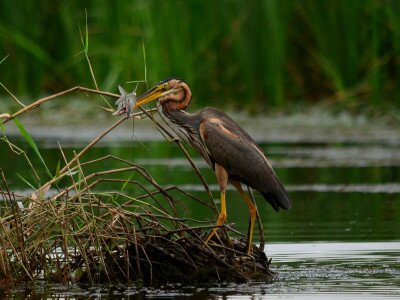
[1,139,400,298]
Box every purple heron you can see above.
[116,77,291,254]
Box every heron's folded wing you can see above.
[199,118,291,210]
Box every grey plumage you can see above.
[163,106,291,212]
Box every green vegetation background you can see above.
[1,0,400,111]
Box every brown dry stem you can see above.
[0,86,272,286]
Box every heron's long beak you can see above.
[134,84,170,108]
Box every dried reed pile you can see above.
[0,87,273,286]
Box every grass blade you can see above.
[17,173,36,189]
[0,54,9,65]
[142,39,148,89]
[13,117,52,179]
[0,120,5,134]
[85,9,89,53]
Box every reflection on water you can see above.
[6,242,400,298]
[1,139,400,298]
[267,242,400,295]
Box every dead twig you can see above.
[0,85,273,286]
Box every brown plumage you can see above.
[128,77,291,254]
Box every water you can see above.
[267,242,400,296]
[1,134,400,298]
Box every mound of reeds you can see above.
[0,87,273,286]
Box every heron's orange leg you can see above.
[231,180,257,255]
[205,163,228,244]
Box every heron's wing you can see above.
[199,116,291,211]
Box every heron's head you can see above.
[134,77,192,109]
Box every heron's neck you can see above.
[161,105,199,133]
[159,104,213,166]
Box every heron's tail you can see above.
[261,180,291,212]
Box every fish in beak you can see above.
[113,86,137,117]
[113,80,176,117]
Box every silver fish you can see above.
[113,85,137,117]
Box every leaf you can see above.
[0,25,59,74]
[121,173,134,191]
[13,117,52,179]
[17,173,36,189]
[0,82,26,107]
[112,173,135,203]
[0,120,5,135]
[84,8,89,53]
[54,160,61,184]
[0,54,9,65]
[142,39,148,88]
[78,10,89,54]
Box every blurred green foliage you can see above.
[0,0,400,110]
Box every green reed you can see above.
[0,0,399,110]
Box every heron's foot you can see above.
[205,210,226,242]
[204,228,218,244]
